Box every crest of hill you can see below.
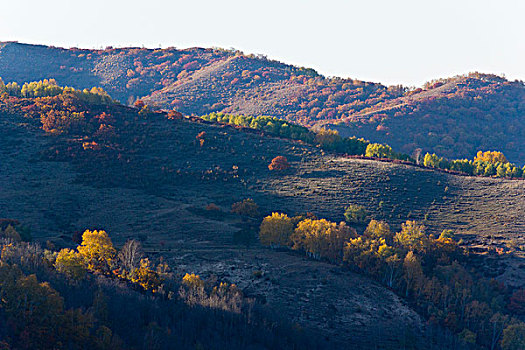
[1,42,524,163]
[326,74,525,162]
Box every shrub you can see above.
[268,156,290,171]
[344,205,368,224]
[206,203,221,211]
[231,199,260,217]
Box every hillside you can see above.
[326,74,525,162]
[2,42,523,164]
[1,87,525,348]
[0,93,428,348]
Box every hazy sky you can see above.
[1,0,523,86]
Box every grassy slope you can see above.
[0,109,426,348]
[1,97,524,346]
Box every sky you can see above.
[0,0,523,86]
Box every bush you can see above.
[344,205,368,224]
[268,156,290,171]
[231,199,260,217]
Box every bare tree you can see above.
[413,148,423,165]
[118,239,144,273]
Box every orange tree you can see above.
[268,156,290,171]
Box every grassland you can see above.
[1,107,524,347]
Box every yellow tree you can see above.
[259,212,294,247]
[130,258,161,292]
[292,218,326,258]
[77,230,116,274]
[55,248,87,280]
[180,273,206,306]
[364,220,393,242]
[395,221,427,252]
[474,151,508,164]
[323,221,356,263]
[293,218,355,261]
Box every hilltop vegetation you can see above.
[1,42,524,163]
[329,73,525,163]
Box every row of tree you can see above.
[259,213,525,349]
[201,112,524,179]
[424,151,525,178]
[200,112,371,156]
[0,77,114,104]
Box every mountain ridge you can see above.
[1,41,524,164]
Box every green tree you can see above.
[365,143,394,158]
[344,204,368,224]
[395,221,427,251]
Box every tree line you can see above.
[200,112,524,179]
[258,210,525,349]
[0,77,113,104]
[0,224,327,349]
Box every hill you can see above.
[326,74,525,162]
[2,42,523,164]
[0,91,428,348]
[1,86,525,348]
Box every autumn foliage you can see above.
[77,230,116,273]
[259,212,294,247]
[258,210,525,348]
[231,199,260,217]
[268,156,290,171]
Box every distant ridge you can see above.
[0,42,523,163]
